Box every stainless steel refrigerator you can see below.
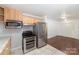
[33,22,47,48]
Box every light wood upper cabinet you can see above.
[3,6,39,24]
[4,7,22,22]
[15,9,22,21]
[0,7,4,21]
[4,7,15,21]
[22,15,40,25]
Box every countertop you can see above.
[0,36,11,53]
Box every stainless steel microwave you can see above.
[5,20,23,29]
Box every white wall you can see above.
[45,17,79,39]
[44,18,61,38]
[58,20,79,39]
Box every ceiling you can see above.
[0,4,79,21]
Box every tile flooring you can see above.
[12,45,66,55]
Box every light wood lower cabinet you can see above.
[0,39,11,55]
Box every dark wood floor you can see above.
[48,36,79,55]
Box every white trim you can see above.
[23,13,42,19]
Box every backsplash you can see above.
[23,25,34,31]
[0,22,34,51]
[0,22,33,34]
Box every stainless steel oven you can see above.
[22,31,36,54]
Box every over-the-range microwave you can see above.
[5,20,23,29]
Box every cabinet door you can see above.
[15,9,22,21]
[0,39,11,55]
[4,7,17,21]
[22,15,33,24]
[0,7,4,21]
[4,7,22,21]
[22,15,40,25]
[32,18,40,24]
